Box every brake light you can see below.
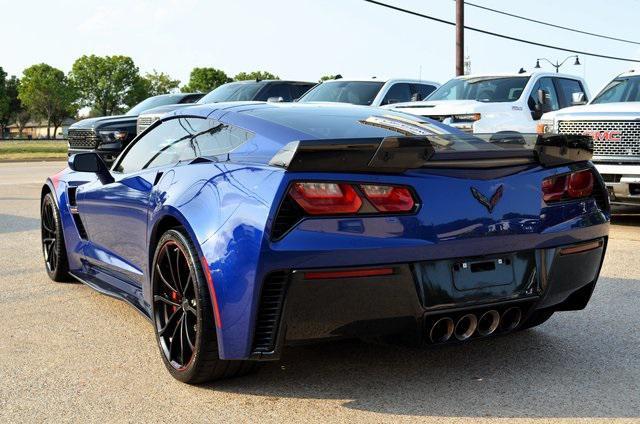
[289,182,362,215]
[360,184,415,212]
[542,170,594,202]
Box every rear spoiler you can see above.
[268,134,593,172]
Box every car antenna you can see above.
[333,74,343,80]
[255,77,262,82]
[518,68,527,74]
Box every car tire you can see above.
[518,309,555,331]
[151,228,258,384]
[41,192,71,282]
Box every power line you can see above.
[363,0,640,63]
[464,1,640,46]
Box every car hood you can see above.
[388,100,490,115]
[542,101,640,121]
[139,104,193,116]
[70,114,137,130]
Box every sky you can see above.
[1,0,639,95]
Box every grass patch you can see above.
[0,140,68,161]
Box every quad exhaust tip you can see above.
[454,314,478,341]
[500,307,522,332]
[477,310,500,336]
[429,317,455,343]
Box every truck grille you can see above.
[558,120,640,157]
[136,116,157,134]
[68,129,100,149]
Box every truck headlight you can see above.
[536,120,555,134]
[452,113,481,122]
[99,130,128,143]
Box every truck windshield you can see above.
[428,76,530,103]
[592,76,640,104]
[126,94,189,116]
[197,82,265,104]
[297,81,385,106]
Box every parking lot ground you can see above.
[0,161,638,424]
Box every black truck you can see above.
[67,93,204,163]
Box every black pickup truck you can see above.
[67,93,203,163]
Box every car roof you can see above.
[319,77,438,84]
[451,71,582,80]
[171,101,453,140]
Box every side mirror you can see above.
[571,92,587,105]
[410,93,423,102]
[69,153,114,184]
[267,96,284,103]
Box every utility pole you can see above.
[456,0,464,76]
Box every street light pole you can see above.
[456,0,464,76]
[535,55,581,73]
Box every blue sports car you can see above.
[41,102,609,383]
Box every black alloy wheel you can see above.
[153,239,198,370]
[151,228,258,383]
[41,192,70,282]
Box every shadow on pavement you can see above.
[0,213,40,234]
[210,277,639,419]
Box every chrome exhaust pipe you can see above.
[429,317,454,343]
[477,310,500,336]
[500,307,522,332]
[454,314,478,341]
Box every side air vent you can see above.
[271,195,305,240]
[67,187,87,239]
[251,271,289,354]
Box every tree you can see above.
[181,67,231,93]
[319,74,340,82]
[15,110,30,138]
[18,63,76,139]
[0,67,9,138]
[124,70,181,107]
[144,70,180,96]
[70,55,140,116]
[233,71,279,81]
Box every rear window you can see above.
[198,82,266,104]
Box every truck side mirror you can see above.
[68,153,114,184]
[267,96,284,103]
[571,92,587,105]
[410,93,423,102]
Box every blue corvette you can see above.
[41,102,609,383]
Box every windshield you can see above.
[428,76,530,103]
[298,81,385,105]
[592,76,640,104]
[197,82,265,104]
[126,95,187,116]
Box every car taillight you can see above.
[542,169,594,202]
[289,182,362,215]
[360,184,415,212]
[287,182,417,216]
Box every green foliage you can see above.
[144,70,180,96]
[0,74,22,137]
[0,68,10,135]
[18,63,76,138]
[319,74,338,82]
[125,70,181,108]
[181,67,231,93]
[233,71,279,81]
[70,55,140,116]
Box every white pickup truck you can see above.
[386,71,590,135]
[540,70,640,206]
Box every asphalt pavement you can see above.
[0,161,638,423]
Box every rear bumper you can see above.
[251,237,607,360]
[594,163,640,205]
